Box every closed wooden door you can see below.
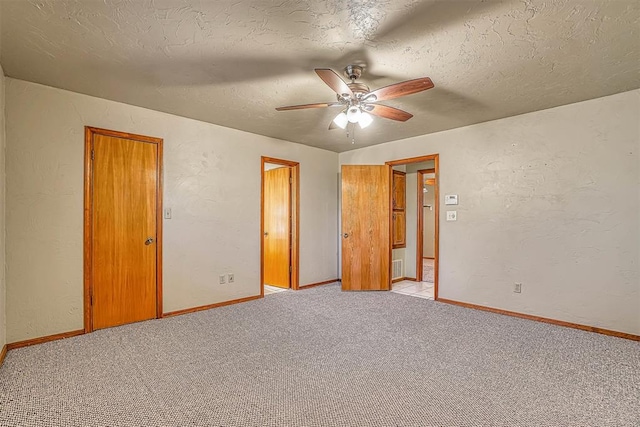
[341,165,391,291]
[392,211,406,247]
[264,167,291,288]
[392,170,406,209]
[91,132,160,330]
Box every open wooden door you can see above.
[263,167,291,288]
[341,165,392,291]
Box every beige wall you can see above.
[423,180,435,258]
[5,78,339,342]
[0,64,5,350]
[340,90,640,335]
[404,172,417,278]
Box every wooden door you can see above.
[392,170,406,209]
[341,165,391,291]
[392,211,406,247]
[264,167,291,288]
[392,170,406,248]
[91,132,160,330]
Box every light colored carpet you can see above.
[1,284,638,426]
[423,258,434,282]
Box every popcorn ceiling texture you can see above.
[1,0,638,152]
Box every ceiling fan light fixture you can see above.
[358,112,373,129]
[346,106,362,123]
[333,112,348,129]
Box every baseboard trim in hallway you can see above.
[298,279,339,290]
[438,298,640,341]
[7,329,86,351]
[163,294,263,318]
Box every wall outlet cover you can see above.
[446,211,457,221]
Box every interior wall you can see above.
[422,179,436,258]
[5,78,339,343]
[404,172,417,279]
[0,63,6,351]
[340,90,640,335]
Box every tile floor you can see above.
[422,258,435,283]
[264,284,289,295]
[391,280,434,300]
[264,282,433,300]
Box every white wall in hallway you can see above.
[5,78,339,343]
[340,90,640,335]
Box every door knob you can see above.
[343,233,349,238]
[264,232,269,236]
[145,237,154,245]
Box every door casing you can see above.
[83,126,164,333]
[260,156,300,294]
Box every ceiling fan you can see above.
[275,65,434,130]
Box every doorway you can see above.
[417,169,438,293]
[260,157,300,295]
[83,127,163,332]
[386,155,440,300]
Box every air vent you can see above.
[392,259,403,280]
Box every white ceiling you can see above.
[1,0,638,152]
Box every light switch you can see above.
[445,195,458,205]
[164,208,172,219]
[446,211,457,221]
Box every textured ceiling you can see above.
[1,0,639,152]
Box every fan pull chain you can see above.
[350,123,356,144]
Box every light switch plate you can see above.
[446,211,457,221]
[164,208,172,219]
[445,195,458,205]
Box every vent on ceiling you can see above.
[392,259,403,280]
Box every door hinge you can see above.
[289,265,292,273]
[289,177,292,184]
[91,150,95,160]
[90,290,93,306]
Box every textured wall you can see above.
[423,182,436,258]
[5,78,338,343]
[340,90,640,335]
[404,172,417,279]
[0,63,5,350]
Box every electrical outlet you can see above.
[514,283,522,293]
[228,273,234,284]
[219,274,226,284]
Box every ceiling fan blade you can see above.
[276,102,339,111]
[367,104,413,122]
[315,69,354,98]
[368,77,434,102]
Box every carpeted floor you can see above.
[1,284,638,426]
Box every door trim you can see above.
[260,156,300,294]
[385,154,439,299]
[83,126,164,333]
